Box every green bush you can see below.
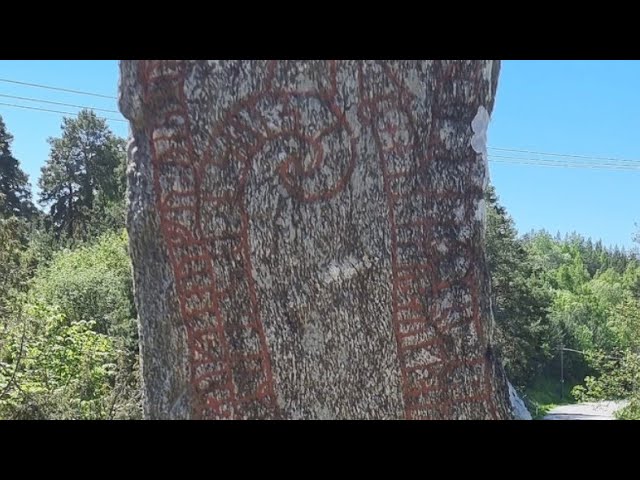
[0,230,141,419]
[29,230,137,348]
[571,350,639,406]
[0,301,141,419]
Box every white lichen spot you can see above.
[454,204,466,223]
[475,198,486,224]
[409,350,442,367]
[437,242,448,254]
[316,405,334,420]
[320,255,368,285]
[302,322,325,354]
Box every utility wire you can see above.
[489,147,640,164]
[0,93,121,115]
[0,78,117,99]
[1,103,638,170]
[489,153,640,168]
[0,101,126,123]
[489,156,640,171]
[489,158,640,171]
[1,75,640,170]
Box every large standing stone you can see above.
[119,60,516,419]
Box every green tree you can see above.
[487,199,639,412]
[570,267,640,416]
[0,115,34,219]
[38,110,126,239]
[0,301,140,420]
[523,230,566,283]
[0,217,28,374]
[485,186,554,388]
[0,230,141,419]
[29,230,137,347]
[0,217,28,296]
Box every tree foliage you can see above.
[30,230,137,343]
[486,187,640,419]
[485,186,554,387]
[0,230,141,419]
[0,115,34,219]
[38,110,126,240]
[1,301,140,419]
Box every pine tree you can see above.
[38,110,125,239]
[0,115,34,219]
[485,185,554,387]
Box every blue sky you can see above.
[489,61,640,250]
[0,60,638,249]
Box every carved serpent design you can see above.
[139,60,356,419]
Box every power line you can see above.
[0,76,637,169]
[0,78,117,100]
[489,146,640,164]
[1,102,638,170]
[489,160,640,172]
[489,153,640,168]
[488,156,640,171]
[2,99,638,171]
[0,93,121,115]
[489,157,640,171]
[0,78,636,160]
[0,101,127,123]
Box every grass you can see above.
[522,376,581,420]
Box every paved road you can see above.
[543,401,628,420]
